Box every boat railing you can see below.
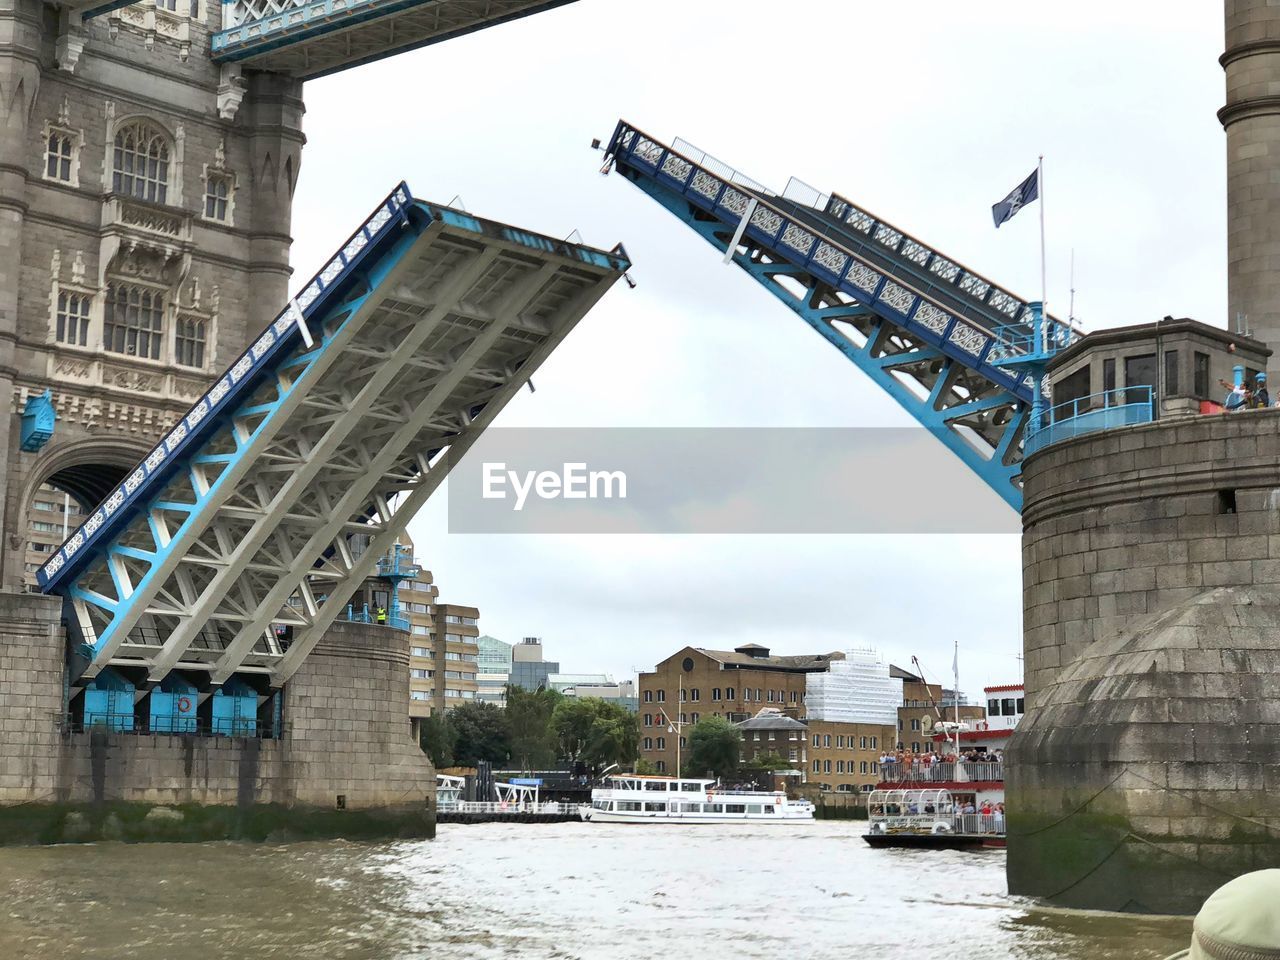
[437,799,582,816]
[952,813,1006,836]
[878,761,1003,783]
[867,813,1005,836]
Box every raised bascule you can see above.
[601,121,1082,510]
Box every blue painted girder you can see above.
[602,121,1074,510]
[212,0,580,80]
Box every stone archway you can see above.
[9,437,148,592]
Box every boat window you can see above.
[747,804,763,814]
[680,782,699,791]
[618,801,641,811]
[725,804,746,814]
[704,804,723,813]
[761,805,775,813]
[644,802,666,812]
[644,781,666,791]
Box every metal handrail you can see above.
[1024,386,1155,454]
[878,761,1004,783]
[611,121,1064,352]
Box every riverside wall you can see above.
[0,592,435,843]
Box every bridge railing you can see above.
[1024,386,1154,455]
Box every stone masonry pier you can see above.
[1009,409,1280,913]
[0,593,435,843]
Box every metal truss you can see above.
[211,0,578,80]
[44,184,629,688]
[604,121,1083,510]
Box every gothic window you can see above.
[55,292,91,347]
[46,133,73,182]
[104,284,164,360]
[112,121,170,204]
[204,174,230,222]
[175,316,206,368]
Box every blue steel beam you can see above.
[603,121,1061,510]
[43,183,629,686]
[212,0,579,80]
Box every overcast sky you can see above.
[288,1,1226,695]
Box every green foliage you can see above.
[551,697,640,774]
[505,685,562,769]
[634,759,658,776]
[448,701,511,767]
[684,715,741,779]
[418,712,457,768]
[743,751,788,770]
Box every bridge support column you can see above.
[0,10,41,592]
[1222,0,1280,353]
[1008,413,1280,914]
[242,72,305,334]
[0,599,436,841]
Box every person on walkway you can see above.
[1251,373,1270,409]
[1221,378,1250,411]
[376,606,387,624]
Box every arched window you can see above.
[112,120,170,204]
[104,284,164,360]
[205,173,231,222]
[46,133,73,182]
[175,316,206,368]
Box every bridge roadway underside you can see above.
[0,592,436,840]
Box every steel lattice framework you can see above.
[603,121,1081,509]
[40,184,628,688]
[210,0,578,79]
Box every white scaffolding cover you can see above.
[805,647,903,725]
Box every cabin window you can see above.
[725,804,746,814]
[644,802,666,812]
[644,780,665,791]
[747,805,763,814]
[704,803,723,813]
[618,801,641,811]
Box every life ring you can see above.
[177,696,192,713]
[774,796,782,805]
[706,790,714,800]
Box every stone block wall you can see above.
[1012,409,1280,913]
[0,593,435,839]
[1021,408,1280,706]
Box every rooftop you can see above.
[736,708,809,731]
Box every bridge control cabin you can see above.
[1028,318,1272,454]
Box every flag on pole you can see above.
[991,169,1040,228]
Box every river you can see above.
[0,822,1191,959]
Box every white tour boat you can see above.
[584,774,814,824]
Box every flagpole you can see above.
[1038,155,1047,355]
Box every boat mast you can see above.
[953,639,961,757]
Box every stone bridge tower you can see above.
[0,0,302,592]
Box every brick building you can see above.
[638,644,844,774]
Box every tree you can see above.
[418,711,457,768]
[505,685,561,769]
[684,715,741,779]
[740,751,788,789]
[551,697,640,774]
[449,700,511,767]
